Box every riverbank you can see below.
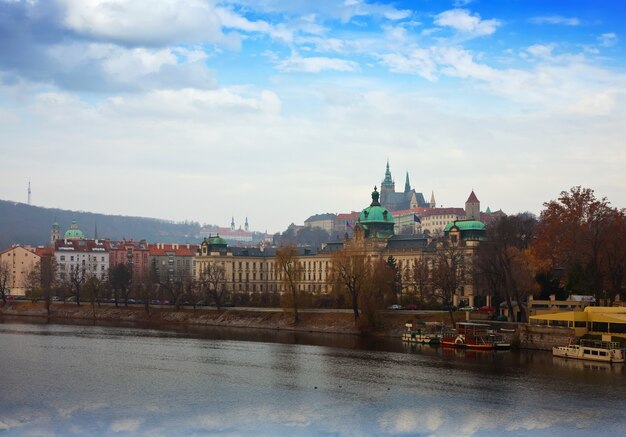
[0,302,461,338]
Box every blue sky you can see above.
[1,0,625,233]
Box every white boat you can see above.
[553,339,625,363]
[401,323,440,345]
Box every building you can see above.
[529,306,626,339]
[149,243,198,283]
[108,240,150,278]
[304,213,337,233]
[0,245,41,296]
[55,239,110,282]
[195,187,484,306]
[393,207,466,236]
[379,160,429,211]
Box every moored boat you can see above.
[401,323,440,345]
[553,339,625,363]
[440,322,510,350]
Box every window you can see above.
[60,256,65,261]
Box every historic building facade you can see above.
[195,188,485,307]
[0,245,41,296]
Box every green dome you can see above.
[207,236,227,246]
[64,220,85,240]
[358,186,395,239]
[444,220,486,232]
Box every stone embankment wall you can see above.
[0,303,461,337]
[518,325,574,351]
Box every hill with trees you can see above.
[0,199,204,249]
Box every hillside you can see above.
[0,199,204,248]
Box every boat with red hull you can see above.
[440,322,510,350]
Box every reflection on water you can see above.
[0,319,624,436]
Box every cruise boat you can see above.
[553,339,625,363]
[440,322,510,350]
[401,323,440,345]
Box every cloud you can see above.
[434,9,500,37]
[109,418,143,433]
[378,408,444,434]
[276,53,359,73]
[530,15,581,26]
[598,32,618,47]
[379,49,438,80]
[58,0,226,47]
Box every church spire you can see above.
[404,171,411,193]
[244,217,249,232]
[230,216,235,231]
[430,190,436,208]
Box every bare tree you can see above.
[0,261,10,305]
[67,264,87,305]
[429,241,468,328]
[330,247,369,321]
[22,262,42,303]
[276,245,303,324]
[198,262,229,311]
[83,275,102,319]
[411,257,432,305]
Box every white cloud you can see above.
[526,44,556,59]
[276,53,359,73]
[598,32,618,47]
[109,418,143,433]
[434,9,500,37]
[59,0,228,46]
[530,16,581,26]
[379,49,438,80]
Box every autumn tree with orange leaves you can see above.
[533,186,626,303]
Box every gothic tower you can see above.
[380,159,395,205]
[430,191,436,208]
[230,216,235,231]
[465,190,481,221]
[404,172,411,193]
[244,217,249,232]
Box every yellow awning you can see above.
[588,313,626,324]
[529,311,588,322]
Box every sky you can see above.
[1,0,625,234]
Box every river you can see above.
[0,319,624,436]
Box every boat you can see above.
[401,323,440,345]
[552,339,625,363]
[440,322,510,350]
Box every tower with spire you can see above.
[50,217,60,245]
[230,216,235,231]
[244,217,249,232]
[379,160,428,211]
[465,190,481,221]
[430,191,436,208]
[380,159,395,200]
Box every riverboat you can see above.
[440,322,510,350]
[401,323,440,345]
[553,339,625,363]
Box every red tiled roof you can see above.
[148,243,198,256]
[466,190,479,203]
[336,212,359,220]
[35,247,55,257]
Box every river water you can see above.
[0,319,624,436]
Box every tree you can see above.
[475,213,537,322]
[22,262,42,303]
[67,264,87,305]
[198,262,229,311]
[386,256,402,304]
[109,264,132,307]
[604,209,626,301]
[276,245,303,324]
[40,254,57,315]
[330,247,369,321]
[411,256,432,305]
[83,276,102,319]
[429,241,468,328]
[533,187,618,302]
[0,261,10,305]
